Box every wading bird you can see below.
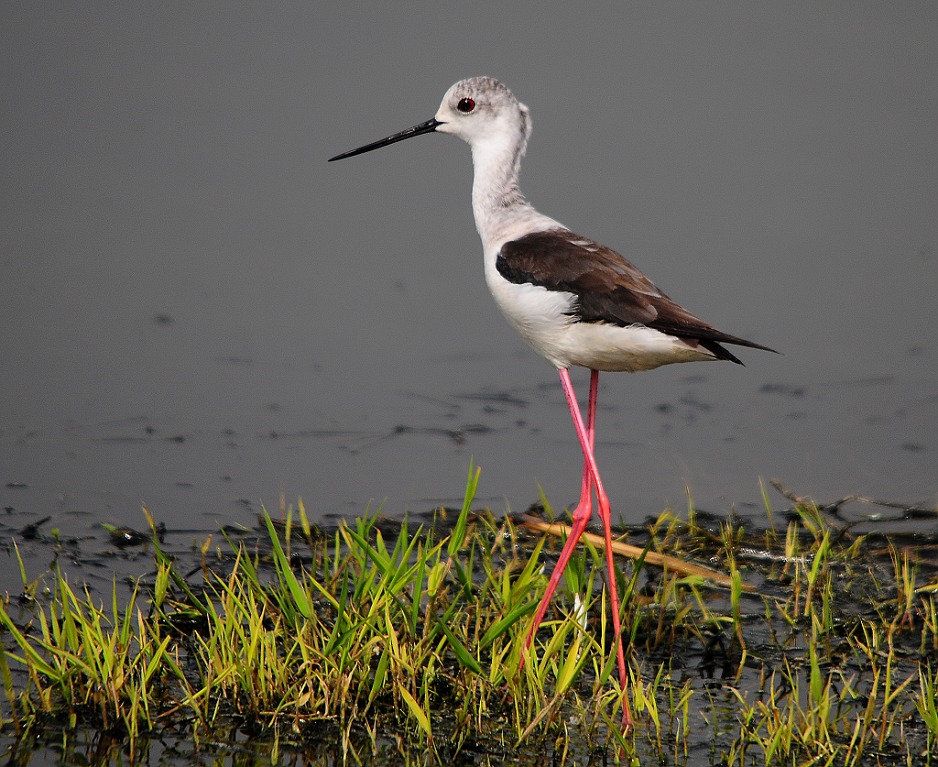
[330,77,775,729]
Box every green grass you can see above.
[0,466,936,765]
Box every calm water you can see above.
[2,6,936,592]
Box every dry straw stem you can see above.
[521,514,756,592]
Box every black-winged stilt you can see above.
[330,77,775,729]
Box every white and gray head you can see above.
[434,77,531,156]
[329,76,531,162]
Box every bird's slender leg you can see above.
[523,370,598,653]
[556,367,633,730]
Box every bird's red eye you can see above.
[457,97,475,113]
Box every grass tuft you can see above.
[0,469,936,765]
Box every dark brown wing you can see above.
[496,228,776,363]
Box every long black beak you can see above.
[328,118,442,161]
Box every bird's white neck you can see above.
[469,137,559,252]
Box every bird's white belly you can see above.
[486,274,716,372]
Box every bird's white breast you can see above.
[485,268,577,365]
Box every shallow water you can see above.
[2,5,937,610]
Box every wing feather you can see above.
[496,229,776,363]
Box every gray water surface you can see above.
[2,6,936,561]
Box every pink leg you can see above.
[528,368,632,729]
[559,369,632,729]
[523,370,599,651]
